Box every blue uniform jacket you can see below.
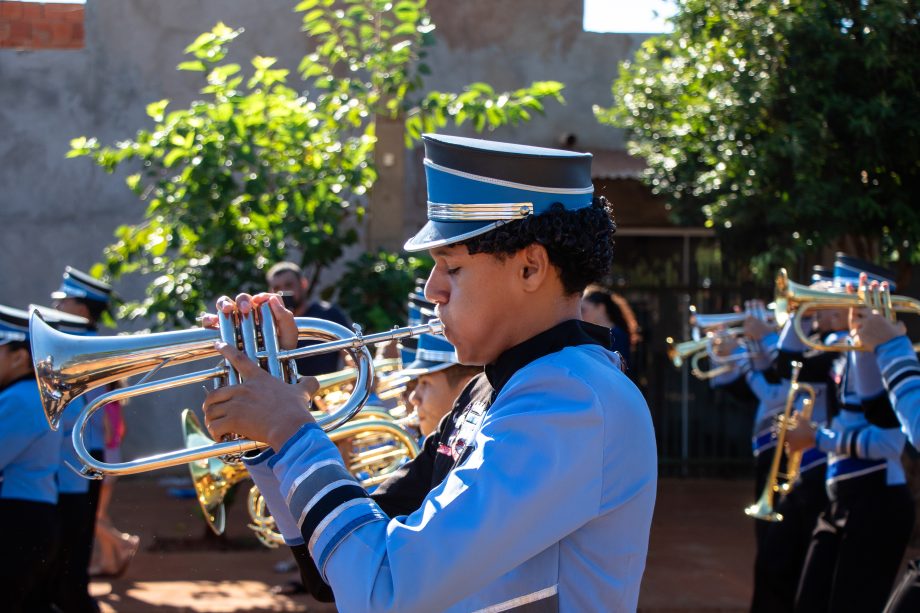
[0,376,62,503]
[816,349,906,490]
[875,335,920,447]
[254,320,657,612]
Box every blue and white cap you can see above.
[51,266,113,304]
[0,305,30,346]
[0,304,88,346]
[396,332,459,376]
[833,253,896,291]
[404,134,595,251]
[28,304,91,334]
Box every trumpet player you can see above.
[201,134,658,612]
[749,265,851,613]
[785,256,913,613]
[848,275,920,613]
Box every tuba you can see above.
[30,301,441,478]
[184,410,420,547]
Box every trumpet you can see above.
[745,361,816,522]
[30,302,441,479]
[775,268,920,353]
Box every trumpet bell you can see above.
[30,311,219,429]
[744,494,783,523]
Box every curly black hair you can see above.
[459,196,616,295]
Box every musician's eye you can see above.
[446,267,461,276]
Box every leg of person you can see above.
[829,485,915,612]
[0,500,59,613]
[53,451,104,613]
[794,502,842,613]
[885,558,920,613]
[752,473,827,612]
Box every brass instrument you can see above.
[183,409,249,535]
[666,332,756,380]
[30,303,441,478]
[185,409,420,547]
[775,268,920,353]
[745,362,816,522]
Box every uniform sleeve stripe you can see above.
[881,356,918,379]
[316,510,388,580]
[295,479,360,527]
[309,497,381,552]
[284,459,347,505]
[287,461,355,508]
[300,484,368,545]
[886,367,920,395]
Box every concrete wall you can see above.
[0,0,645,461]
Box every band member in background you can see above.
[49,266,116,612]
[397,332,481,437]
[203,134,658,611]
[0,305,83,613]
[849,275,920,613]
[266,261,351,377]
[749,266,846,613]
[786,256,913,612]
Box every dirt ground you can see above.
[88,477,912,612]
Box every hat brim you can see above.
[392,359,456,378]
[404,219,503,252]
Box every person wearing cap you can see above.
[49,266,116,613]
[397,333,481,437]
[786,255,913,612]
[745,265,850,612]
[0,305,72,612]
[266,261,352,378]
[202,133,657,611]
[844,274,920,613]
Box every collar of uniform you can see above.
[485,319,611,393]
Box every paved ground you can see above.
[89,476,916,612]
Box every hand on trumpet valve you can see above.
[742,316,773,341]
[710,333,740,357]
[204,341,319,450]
[201,292,299,350]
[783,417,817,454]
[848,273,905,352]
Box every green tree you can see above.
[73,1,564,328]
[331,250,432,331]
[597,0,920,280]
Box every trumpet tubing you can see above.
[744,362,815,522]
[30,305,441,479]
[775,268,920,353]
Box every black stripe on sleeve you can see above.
[301,484,368,545]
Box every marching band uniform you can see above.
[752,311,841,612]
[795,257,913,612]
[240,135,657,612]
[870,332,920,612]
[0,305,85,613]
[48,267,113,613]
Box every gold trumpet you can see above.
[30,302,441,479]
[775,268,920,353]
[184,409,420,547]
[745,362,816,522]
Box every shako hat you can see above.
[404,134,594,251]
[51,266,113,305]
